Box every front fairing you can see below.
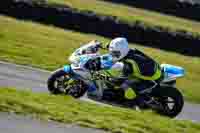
[68,41,101,64]
[100,54,113,69]
[70,54,99,70]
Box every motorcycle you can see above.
[47,44,185,117]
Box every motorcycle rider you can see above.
[107,37,162,101]
[84,37,162,102]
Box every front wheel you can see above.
[47,69,68,94]
[152,86,184,117]
[47,69,87,98]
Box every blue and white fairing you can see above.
[100,54,113,69]
[161,64,185,82]
[68,41,101,71]
[68,53,114,72]
[64,42,122,95]
[63,65,71,73]
[67,52,114,93]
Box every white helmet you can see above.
[109,37,129,61]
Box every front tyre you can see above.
[47,69,68,94]
[47,69,88,98]
[152,86,184,117]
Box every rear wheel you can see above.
[152,86,184,117]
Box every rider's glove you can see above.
[105,42,110,49]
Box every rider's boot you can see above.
[124,87,136,100]
[134,94,154,109]
[121,80,150,108]
[121,80,137,100]
[122,87,137,107]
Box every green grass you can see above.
[1,88,200,133]
[0,15,200,103]
[47,0,200,36]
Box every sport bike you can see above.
[47,46,185,117]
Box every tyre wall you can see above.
[103,0,200,21]
[1,0,200,56]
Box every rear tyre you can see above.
[152,86,184,117]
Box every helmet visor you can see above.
[111,51,121,58]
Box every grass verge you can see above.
[1,88,200,133]
[47,0,200,36]
[0,15,200,103]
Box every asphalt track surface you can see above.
[0,113,103,133]
[0,112,104,133]
[0,61,200,133]
[0,61,105,133]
